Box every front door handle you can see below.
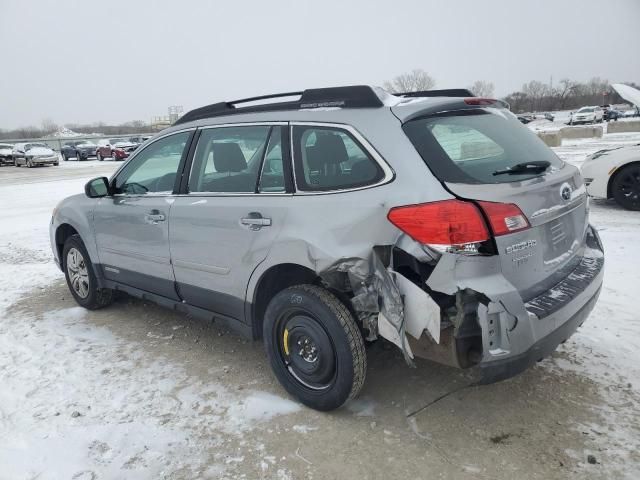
[145,210,166,224]
[241,212,271,230]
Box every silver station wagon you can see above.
[50,86,604,411]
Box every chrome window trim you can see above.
[110,127,196,197]
[289,121,395,195]
[187,122,288,195]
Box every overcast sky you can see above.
[1,0,639,129]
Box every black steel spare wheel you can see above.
[278,312,337,390]
[263,284,366,411]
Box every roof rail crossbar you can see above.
[174,85,384,125]
[396,88,474,98]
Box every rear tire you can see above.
[263,284,366,411]
[63,234,114,309]
[611,164,640,211]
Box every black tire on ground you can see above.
[611,164,640,211]
[62,234,114,310]
[53,162,59,166]
[263,284,366,411]
[63,153,68,161]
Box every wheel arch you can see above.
[55,223,80,265]
[248,263,320,340]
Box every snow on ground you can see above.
[0,132,640,478]
[0,165,301,479]
[542,134,640,475]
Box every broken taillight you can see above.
[387,199,530,253]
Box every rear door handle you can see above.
[145,210,166,224]
[241,212,271,230]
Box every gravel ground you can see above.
[0,135,638,479]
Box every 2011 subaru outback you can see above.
[50,86,604,411]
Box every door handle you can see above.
[144,211,166,224]
[241,212,271,230]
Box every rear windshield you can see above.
[403,109,564,184]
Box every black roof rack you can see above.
[174,85,384,125]
[395,88,474,98]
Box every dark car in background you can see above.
[61,141,99,161]
[0,143,14,165]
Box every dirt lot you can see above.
[1,142,639,479]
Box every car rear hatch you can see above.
[400,105,589,301]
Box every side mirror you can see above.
[85,177,111,198]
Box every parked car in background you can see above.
[543,112,555,122]
[128,135,152,144]
[568,106,603,125]
[61,141,99,161]
[623,108,639,118]
[12,142,59,167]
[60,141,85,160]
[517,114,534,124]
[51,85,604,411]
[0,143,14,165]
[96,138,139,161]
[605,109,623,121]
[581,143,640,210]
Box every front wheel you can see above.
[263,284,366,411]
[63,234,114,309]
[611,164,640,211]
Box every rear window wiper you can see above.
[493,160,551,176]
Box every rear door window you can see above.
[189,125,287,193]
[403,109,564,184]
[292,126,383,191]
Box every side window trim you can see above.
[181,122,293,196]
[289,122,395,195]
[110,128,196,196]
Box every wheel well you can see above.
[55,223,79,263]
[607,161,640,198]
[251,263,319,340]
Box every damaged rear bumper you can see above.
[477,283,602,383]
[474,227,604,383]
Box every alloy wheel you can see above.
[66,247,90,298]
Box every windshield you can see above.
[25,143,47,150]
[577,107,594,113]
[403,109,564,184]
[110,138,126,144]
[77,142,96,147]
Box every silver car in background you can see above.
[50,86,604,411]
[13,142,59,167]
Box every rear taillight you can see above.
[387,199,530,254]
[478,201,530,236]
[387,200,489,247]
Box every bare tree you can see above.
[555,78,579,109]
[468,80,495,97]
[384,69,436,93]
[41,118,58,134]
[522,80,548,112]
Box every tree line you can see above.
[0,119,151,141]
[384,69,637,113]
[2,71,638,140]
